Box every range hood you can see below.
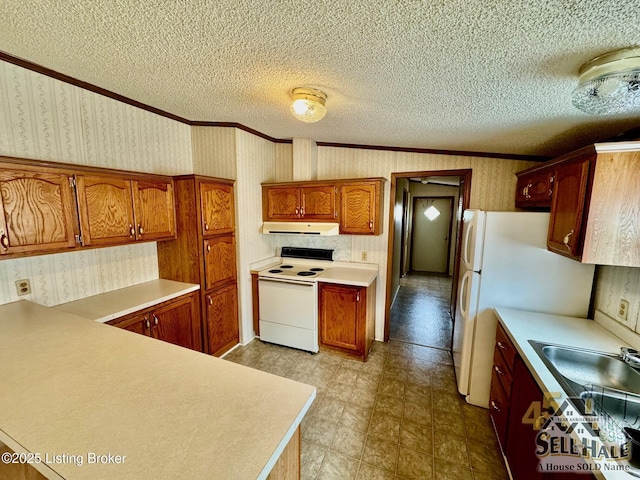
[262,222,339,236]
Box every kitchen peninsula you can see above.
[0,301,315,480]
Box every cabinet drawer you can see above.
[493,346,513,398]
[495,323,516,372]
[489,367,509,449]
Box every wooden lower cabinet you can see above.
[318,280,376,361]
[205,283,239,357]
[108,292,201,351]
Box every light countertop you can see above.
[0,300,315,480]
[53,279,200,323]
[495,307,632,479]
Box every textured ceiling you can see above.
[2,0,640,156]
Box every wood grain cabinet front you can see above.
[0,162,78,256]
[262,184,338,221]
[339,181,383,235]
[318,280,376,361]
[107,291,201,351]
[76,174,176,247]
[158,176,239,357]
[515,168,554,208]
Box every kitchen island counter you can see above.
[0,300,315,480]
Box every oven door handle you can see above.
[258,277,315,286]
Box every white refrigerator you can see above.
[452,210,595,408]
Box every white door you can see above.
[461,209,485,272]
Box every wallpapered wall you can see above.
[594,266,640,343]
[0,60,192,307]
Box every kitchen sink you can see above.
[530,342,640,396]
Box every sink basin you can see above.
[532,342,640,395]
[579,390,640,424]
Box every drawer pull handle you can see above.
[145,317,150,329]
[369,220,373,230]
[0,232,8,249]
[497,341,507,351]
[208,296,213,306]
[204,222,209,231]
[206,244,211,253]
[494,365,504,376]
[300,206,305,216]
[129,224,135,237]
[295,207,299,216]
[153,314,158,326]
[138,224,144,236]
[490,400,501,412]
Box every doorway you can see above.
[384,170,472,349]
[409,196,453,274]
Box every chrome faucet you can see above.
[621,347,640,370]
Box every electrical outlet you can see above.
[15,279,31,296]
[361,251,368,261]
[618,299,629,322]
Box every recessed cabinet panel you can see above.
[0,166,77,255]
[300,186,337,220]
[204,235,237,291]
[547,159,591,260]
[320,283,361,352]
[76,175,136,246]
[133,179,176,241]
[266,187,300,220]
[206,284,239,356]
[200,182,235,235]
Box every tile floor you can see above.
[389,274,453,350]
[224,273,507,479]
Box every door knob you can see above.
[563,230,574,249]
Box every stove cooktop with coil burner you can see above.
[259,247,334,281]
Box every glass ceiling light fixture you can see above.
[572,47,640,115]
[290,87,327,123]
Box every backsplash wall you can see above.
[594,266,640,346]
[0,59,193,307]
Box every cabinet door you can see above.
[264,186,300,220]
[200,182,235,235]
[319,283,363,353]
[204,235,237,290]
[151,295,197,350]
[0,166,77,255]
[205,284,239,356]
[340,182,379,235]
[516,170,553,208]
[547,159,591,259]
[132,178,176,241]
[300,186,337,220]
[110,312,151,337]
[76,175,136,246]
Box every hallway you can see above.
[389,274,453,350]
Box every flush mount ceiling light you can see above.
[572,47,640,115]
[290,87,327,123]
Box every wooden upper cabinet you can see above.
[204,234,237,290]
[515,168,554,208]
[547,158,591,260]
[132,178,176,241]
[0,164,77,255]
[340,181,382,235]
[200,181,235,235]
[76,174,136,246]
[265,186,301,220]
[300,185,337,220]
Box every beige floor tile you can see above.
[399,420,433,454]
[302,440,328,478]
[334,368,359,384]
[374,393,405,418]
[303,417,339,448]
[433,431,470,466]
[349,389,378,409]
[331,425,367,459]
[340,404,373,432]
[434,457,474,480]
[403,401,433,427]
[356,462,396,480]
[325,380,356,403]
[397,446,434,479]
[317,450,360,480]
[432,410,466,437]
[315,397,346,420]
[369,412,402,442]
[379,378,407,398]
[468,442,508,477]
[362,435,399,473]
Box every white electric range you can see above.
[257,247,334,353]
